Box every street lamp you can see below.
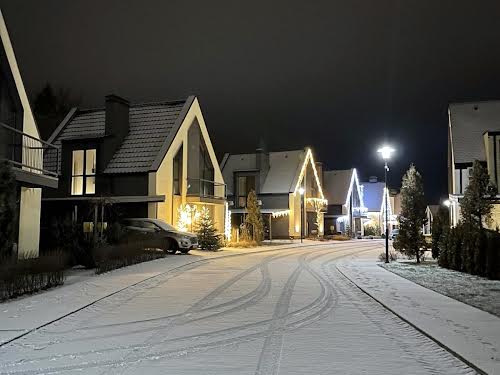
[377,145,395,263]
[298,187,305,243]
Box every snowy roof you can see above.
[221,150,305,195]
[449,101,500,164]
[323,169,353,205]
[362,181,385,212]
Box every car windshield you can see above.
[149,219,177,232]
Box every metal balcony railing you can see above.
[0,122,59,178]
[187,178,226,200]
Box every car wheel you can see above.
[164,238,178,254]
[179,249,190,254]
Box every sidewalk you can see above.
[0,240,328,346]
[337,250,500,375]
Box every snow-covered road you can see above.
[0,242,477,374]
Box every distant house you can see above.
[322,168,365,236]
[220,148,327,239]
[0,10,59,257]
[361,176,396,235]
[448,101,500,227]
[43,95,227,237]
[423,205,439,235]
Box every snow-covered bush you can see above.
[378,251,398,262]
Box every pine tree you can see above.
[460,160,495,229]
[196,207,220,251]
[393,164,427,263]
[244,190,264,244]
[431,205,449,259]
[0,161,17,258]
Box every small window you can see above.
[173,146,183,195]
[236,175,256,207]
[71,149,96,195]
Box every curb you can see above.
[0,241,350,348]
[336,264,488,375]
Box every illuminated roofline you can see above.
[293,148,326,200]
[344,168,365,209]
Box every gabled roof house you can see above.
[361,177,396,235]
[43,95,227,238]
[448,101,500,227]
[0,10,59,257]
[322,168,365,236]
[221,148,326,239]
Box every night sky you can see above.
[2,0,500,202]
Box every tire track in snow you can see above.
[0,245,380,374]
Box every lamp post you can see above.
[299,187,305,243]
[377,145,395,263]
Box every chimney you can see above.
[102,94,130,167]
[369,176,378,183]
[256,147,270,189]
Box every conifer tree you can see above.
[244,190,264,244]
[431,205,449,259]
[196,206,220,251]
[460,160,495,229]
[0,161,16,257]
[393,164,427,263]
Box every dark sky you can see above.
[2,1,500,202]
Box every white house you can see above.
[361,176,397,236]
[448,101,500,228]
[0,10,59,257]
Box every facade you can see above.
[448,101,500,228]
[220,148,327,239]
[42,95,226,238]
[361,177,397,236]
[423,205,439,235]
[322,168,365,236]
[0,10,59,257]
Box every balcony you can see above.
[186,178,226,204]
[0,122,59,188]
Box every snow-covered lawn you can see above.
[381,260,500,318]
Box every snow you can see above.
[337,249,500,375]
[381,260,500,318]
[0,241,482,374]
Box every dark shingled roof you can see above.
[323,169,353,205]
[46,99,189,175]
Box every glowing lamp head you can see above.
[443,199,451,207]
[298,187,305,195]
[377,146,395,160]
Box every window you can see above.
[199,138,214,197]
[173,146,183,195]
[71,149,96,195]
[237,175,256,207]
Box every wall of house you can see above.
[487,203,500,230]
[149,98,225,233]
[17,187,42,257]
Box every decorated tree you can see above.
[460,160,496,229]
[244,190,264,243]
[393,164,427,263]
[0,161,17,258]
[196,206,220,251]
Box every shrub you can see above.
[378,251,398,262]
[0,161,17,257]
[227,240,259,248]
[93,240,166,274]
[0,251,66,301]
[329,234,351,241]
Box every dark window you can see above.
[173,145,183,195]
[237,175,256,207]
[200,137,214,196]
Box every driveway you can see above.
[0,241,476,374]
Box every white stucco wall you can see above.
[17,187,42,258]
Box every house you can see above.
[220,148,327,239]
[42,95,227,238]
[322,168,365,236]
[448,101,500,228]
[0,10,59,257]
[360,176,397,236]
[423,205,439,235]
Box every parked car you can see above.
[122,218,198,254]
[390,229,399,240]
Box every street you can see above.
[0,241,476,375]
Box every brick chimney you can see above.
[102,94,130,168]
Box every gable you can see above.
[290,148,325,200]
